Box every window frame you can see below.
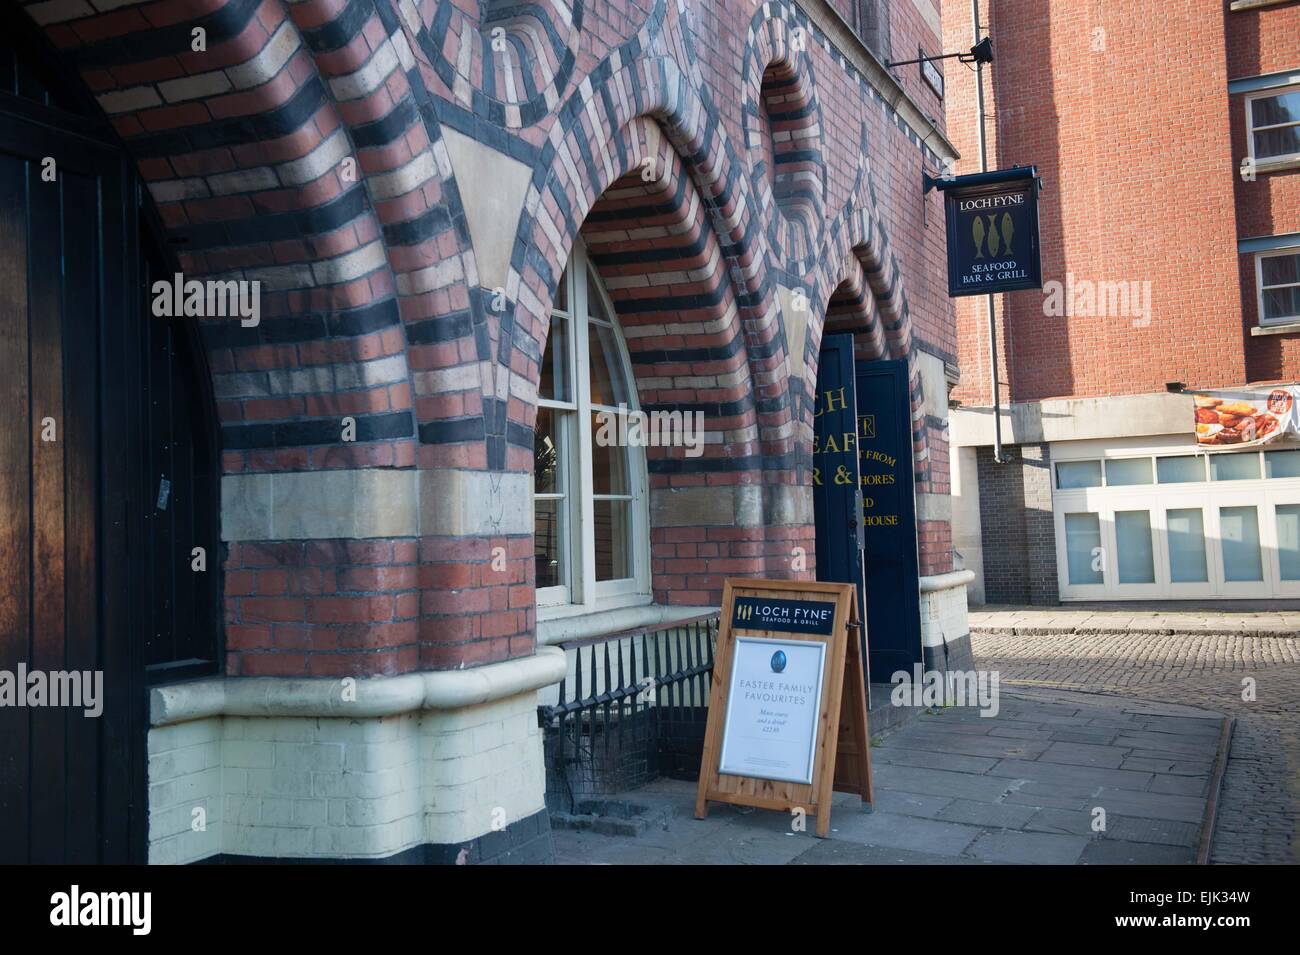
[1050,443,1300,600]
[1245,85,1300,170]
[1255,246,1300,328]
[535,241,651,618]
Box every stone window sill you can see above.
[1247,156,1300,175]
[1229,0,1297,11]
[1251,321,1300,336]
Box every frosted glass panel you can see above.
[1106,459,1153,486]
[1277,504,1300,581]
[1115,510,1155,584]
[1064,512,1103,585]
[1157,455,1206,484]
[1058,461,1102,489]
[1265,450,1300,479]
[1220,506,1263,582]
[1167,508,1208,583]
[1211,454,1260,481]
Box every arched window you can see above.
[535,242,650,614]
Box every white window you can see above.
[1246,86,1300,168]
[534,242,650,616]
[1051,440,1300,600]
[1255,247,1300,327]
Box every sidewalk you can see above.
[970,605,1300,638]
[969,609,1300,864]
[550,690,1226,865]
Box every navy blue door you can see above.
[813,335,868,683]
[855,359,923,680]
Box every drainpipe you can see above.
[972,0,1004,463]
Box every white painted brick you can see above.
[310,240,386,286]
[27,0,93,25]
[334,354,407,390]
[96,85,162,114]
[147,178,211,203]
[366,151,437,200]
[292,799,328,828]
[207,166,279,196]
[273,741,344,772]
[277,129,351,187]
[344,793,417,827]
[243,263,316,290]
[260,797,296,827]
[149,690,548,861]
[327,41,399,101]
[227,20,300,90]
[158,71,233,103]
[223,795,261,827]
[223,739,276,769]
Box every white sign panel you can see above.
[717,637,827,785]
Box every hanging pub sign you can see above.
[1189,385,1300,449]
[927,165,1044,298]
[696,578,873,838]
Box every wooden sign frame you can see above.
[695,578,873,838]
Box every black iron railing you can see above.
[538,614,719,813]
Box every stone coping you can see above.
[150,647,567,727]
[969,607,1300,639]
[919,569,975,593]
[537,603,718,645]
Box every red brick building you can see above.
[944,0,1300,605]
[1,0,966,863]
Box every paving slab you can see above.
[790,843,994,865]
[550,689,1223,865]
[1079,841,1195,865]
[1039,741,1128,769]
[966,829,1090,864]
[935,799,1038,829]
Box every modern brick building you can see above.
[944,0,1300,605]
[1,0,967,864]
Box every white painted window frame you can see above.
[535,241,652,619]
[1255,245,1300,328]
[1245,84,1300,171]
[1051,442,1300,600]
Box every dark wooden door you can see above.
[854,359,923,681]
[0,106,139,864]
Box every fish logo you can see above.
[737,603,753,621]
[985,215,1001,256]
[971,204,1019,261]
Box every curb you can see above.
[972,625,1299,640]
[1197,716,1236,865]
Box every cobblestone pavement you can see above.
[969,611,1300,864]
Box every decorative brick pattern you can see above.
[24,0,960,666]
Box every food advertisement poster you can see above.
[1191,386,1299,449]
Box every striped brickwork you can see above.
[22,0,958,673]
